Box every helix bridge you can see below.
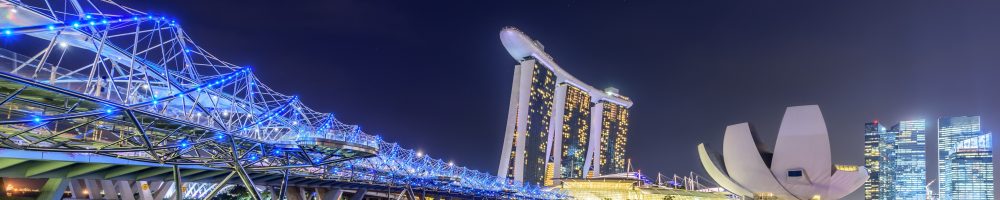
[0,0,563,199]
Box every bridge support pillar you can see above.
[313,188,324,200]
[172,165,183,200]
[231,161,262,200]
[116,180,136,200]
[84,179,102,199]
[202,171,236,200]
[348,189,365,200]
[68,179,86,198]
[320,188,341,200]
[37,178,69,200]
[286,186,303,200]
[100,180,119,199]
[277,170,289,200]
[298,187,309,200]
[137,181,157,200]
[153,181,174,200]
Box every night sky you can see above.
[124,1,1000,198]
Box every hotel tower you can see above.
[496,27,633,186]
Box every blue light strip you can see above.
[130,67,252,107]
[232,96,299,133]
[2,15,174,36]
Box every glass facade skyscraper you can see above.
[938,116,983,200]
[864,121,886,200]
[948,134,992,200]
[882,125,898,200]
[864,120,919,200]
[498,27,634,186]
[600,102,629,174]
[891,120,927,200]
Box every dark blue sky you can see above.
[126,0,1000,198]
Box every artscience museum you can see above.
[697,105,868,200]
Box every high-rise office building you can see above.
[865,120,927,200]
[948,134,993,200]
[891,120,927,200]
[497,27,634,186]
[882,124,898,200]
[938,116,982,200]
[864,121,886,200]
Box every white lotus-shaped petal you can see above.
[698,105,867,200]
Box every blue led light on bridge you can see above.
[0,5,565,198]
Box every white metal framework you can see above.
[0,0,562,199]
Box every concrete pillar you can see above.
[84,179,102,199]
[37,178,69,200]
[100,180,119,199]
[298,187,308,200]
[321,189,342,200]
[348,189,365,200]
[546,82,568,182]
[286,186,303,200]
[137,181,155,200]
[116,181,136,200]
[68,179,86,198]
[511,60,535,183]
[153,181,174,200]
[583,101,605,177]
[313,188,325,200]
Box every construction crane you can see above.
[926,179,936,200]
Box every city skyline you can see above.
[863,117,994,200]
[113,1,1000,199]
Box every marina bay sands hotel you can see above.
[497,27,634,186]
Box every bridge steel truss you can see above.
[0,0,563,199]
